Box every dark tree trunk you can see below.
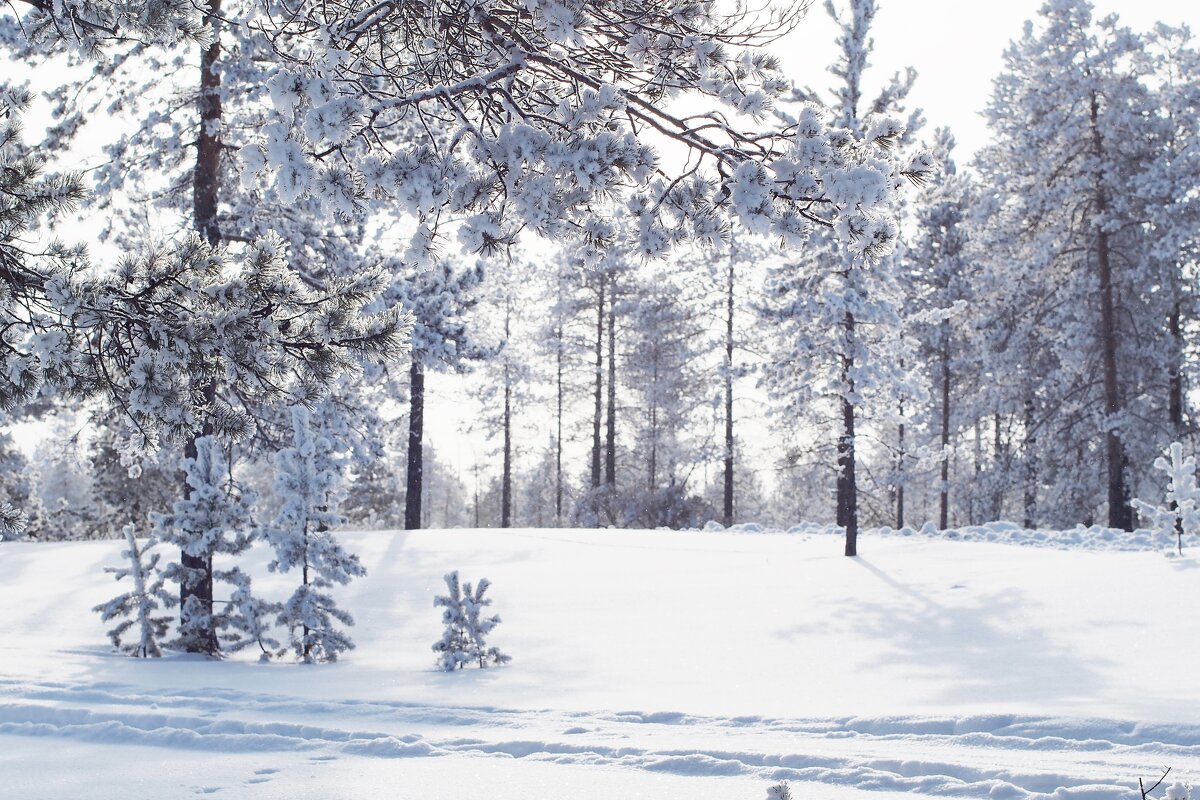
[591,277,604,512]
[993,412,1006,520]
[605,289,616,490]
[404,357,425,530]
[194,0,222,249]
[723,242,735,527]
[838,310,858,557]
[1023,395,1037,529]
[896,416,905,530]
[1169,301,1184,433]
[938,331,951,530]
[555,314,564,524]
[179,2,223,655]
[1091,91,1132,531]
[501,305,512,528]
[180,395,217,655]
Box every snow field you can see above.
[2,527,1199,798]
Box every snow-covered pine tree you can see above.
[216,567,281,661]
[907,128,978,529]
[759,0,927,554]
[622,259,713,528]
[387,260,487,530]
[268,406,365,663]
[152,435,256,654]
[1134,442,1200,557]
[243,3,932,266]
[93,525,175,657]
[432,571,510,671]
[971,0,1168,529]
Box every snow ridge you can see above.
[0,679,1193,799]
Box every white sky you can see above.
[776,0,1200,163]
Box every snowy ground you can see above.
[2,527,1199,799]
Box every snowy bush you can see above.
[765,781,793,800]
[1133,442,1200,556]
[92,525,175,657]
[433,571,511,671]
[267,406,365,663]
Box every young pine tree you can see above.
[268,406,366,663]
[93,525,175,657]
[1134,442,1200,556]
[432,571,510,671]
[152,436,256,654]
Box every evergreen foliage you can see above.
[433,571,510,671]
[93,525,175,657]
[1134,442,1200,556]
[267,406,365,663]
[152,435,256,655]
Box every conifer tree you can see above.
[267,406,365,663]
[760,0,926,555]
[152,435,255,655]
[93,525,175,657]
[972,0,1169,529]
[432,571,510,671]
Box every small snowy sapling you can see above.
[432,571,510,671]
[93,525,175,657]
[1133,442,1200,556]
[153,435,256,654]
[765,781,793,800]
[216,567,282,661]
[267,406,366,663]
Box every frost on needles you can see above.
[267,406,365,664]
[93,525,174,658]
[433,571,510,671]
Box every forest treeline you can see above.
[2,0,1198,550]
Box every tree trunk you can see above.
[179,3,223,654]
[501,301,512,528]
[938,330,951,530]
[194,0,222,248]
[1091,91,1132,531]
[896,416,905,530]
[1023,395,1037,529]
[838,310,858,557]
[590,277,604,519]
[605,288,617,490]
[723,240,735,527]
[404,357,425,530]
[555,313,564,525]
[1169,300,1184,433]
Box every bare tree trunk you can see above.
[723,240,735,527]
[179,0,223,654]
[193,0,222,249]
[648,347,659,494]
[1023,395,1037,529]
[938,331,951,530]
[971,419,982,524]
[590,277,604,519]
[606,288,617,490]
[501,301,512,528]
[555,312,564,525]
[838,310,859,557]
[1169,300,1184,433]
[1091,91,1132,532]
[404,357,425,530]
[992,412,1006,521]
[896,415,905,530]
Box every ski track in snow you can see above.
[0,678,1191,799]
